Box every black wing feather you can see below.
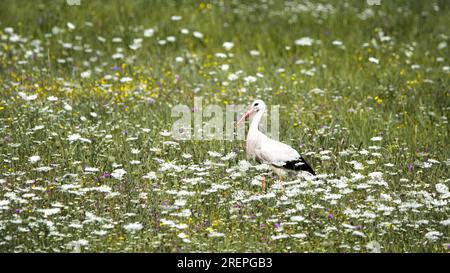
[282,157,316,175]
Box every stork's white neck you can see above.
[249,107,265,134]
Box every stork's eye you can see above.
[254,103,259,106]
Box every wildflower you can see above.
[366,241,381,253]
[369,57,379,64]
[144,28,154,37]
[63,103,72,111]
[67,22,76,30]
[160,130,171,137]
[295,37,314,46]
[143,172,157,180]
[221,152,236,161]
[120,77,132,83]
[291,233,307,239]
[223,42,234,51]
[208,151,222,158]
[182,153,192,159]
[0,200,11,209]
[67,133,91,143]
[227,73,238,81]
[37,208,61,217]
[221,64,229,71]
[112,53,124,59]
[215,53,227,58]
[193,31,204,39]
[80,70,91,78]
[435,183,449,194]
[348,160,364,170]
[370,136,382,141]
[425,231,442,242]
[123,222,143,233]
[407,164,414,172]
[67,239,88,252]
[34,166,53,172]
[290,216,305,222]
[111,169,126,180]
[271,234,289,240]
[374,96,383,104]
[243,76,257,85]
[93,230,108,236]
[249,50,260,56]
[47,96,58,102]
[238,160,251,172]
[368,171,383,179]
[84,167,99,173]
[174,199,187,207]
[18,92,37,101]
[352,231,366,237]
[208,231,225,237]
[28,155,41,163]
[92,185,112,193]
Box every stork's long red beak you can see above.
[236,108,256,127]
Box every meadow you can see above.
[0,0,449,252]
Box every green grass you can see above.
[0,0,449,252]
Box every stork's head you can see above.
[236,99,266,127]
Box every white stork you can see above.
[237,99,315,190]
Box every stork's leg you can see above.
[262,176,266,193]
[279,175,284,189]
